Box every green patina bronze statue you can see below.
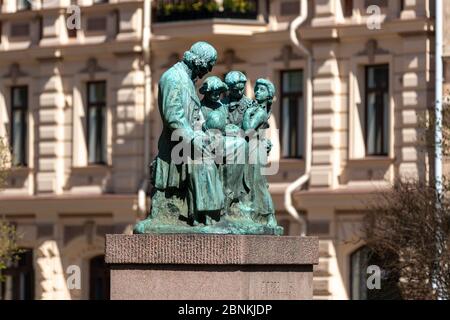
[222,71,253,127]
[134,41,283,235]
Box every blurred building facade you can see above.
[0,0,439,299]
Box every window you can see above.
[280,1,300,16]
[365,65,389,156]
[114,9,120,36]
[343,0,353,17]
[89,255,110,300]
[37,16,43,42]
[87,81,107,165]
[364,0,387,7]
[0,249,35,300]
[280,70,304,159]
[86,17,107,32]
[10,22,30,37]
[16,0,31,11]
[10,86,28,167]
[350,246,402,300]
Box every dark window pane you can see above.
[282,70,303,93]
[16,0,31,11]
[364,0,387,8]
[88,107,99,163]
[297,96,304,156]
[10,86,28,166]
[0,249,34,300]
[281,70,304,158]
[350,246,402,300]
[12,110,24,166]
[89,255,110,300]
[87,81,106,164]
[88,82,106,104]
[12,87,27,107]
[344,0,353,17]
[10,22,29,37]
[365,65,389,156]
[86,17,107,32]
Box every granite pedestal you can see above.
[105,234,319,300]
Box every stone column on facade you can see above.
[310,41,342,189]
[400,0,429,19]
[36,240,71,299]
[312,0,338,26]
[36,58,66,194]
[397,34,433,180]
[38,10,65,47]
[112,53,146,193]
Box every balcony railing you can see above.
[154,0,259,23]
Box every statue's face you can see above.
[196,60,215,79]
[206,90,221,103]
[254,84,269,103]
[229,82,245,100]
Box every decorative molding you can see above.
[85,220,96,245]
[274,45,303,68]
[113,51,142,58]
[357,39,389,64]
[3,63,28,84]
[80,58,107,79]
[37,224,54,239]
[218,49,245,70]
[63,225,85,245]
[36,56,64,64]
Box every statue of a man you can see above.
[134,42,219,233]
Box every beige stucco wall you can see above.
[0,0,438,300]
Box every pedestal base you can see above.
[105,234,318,300]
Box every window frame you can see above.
[16,0,31,11]
[280,69,304,159]
[89,255,110,300]
[0,248,35,300]
[349,245,402,300]
[86,80,107,165]
[10,85,28,167]
[343,0,353,17]
[364,64,389,157]
[350,245,370,300]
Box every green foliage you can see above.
[223,0,256,13]
[159,0,220,16]
[158,0,255,17]
[0,137,21,282]
[0,222,22,282]
[0,137,10,188]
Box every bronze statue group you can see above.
[135,41,283,235]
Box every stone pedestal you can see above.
[105,234,319,300]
